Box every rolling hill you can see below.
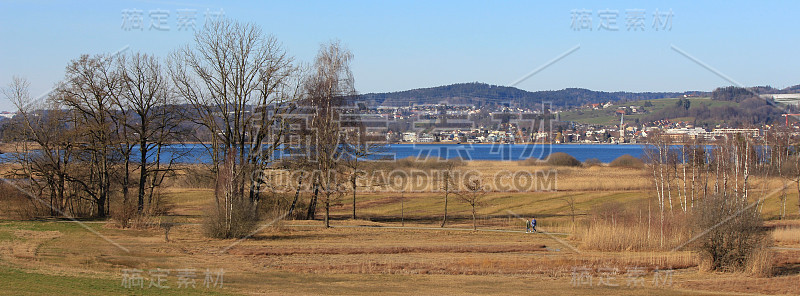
[358,82,706,108]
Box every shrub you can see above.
[520,157,541,166]
[692,194,770,273]
[203,197,260,239]
[545,152,581,167]
[609,154,644,169]
[583,158,602,167]
[0,181,48,219]
[581,200,692,251]
[368,156,465,171]
[179,166,215,188]
[111,197,136,229]
[203,152,260,239]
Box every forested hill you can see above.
[358,82,706,108]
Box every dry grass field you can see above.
[1,161,800,295]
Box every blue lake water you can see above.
[140,143,648,163]
[385,144,645,162]
[0,143,648,164]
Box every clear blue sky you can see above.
[1,0,798,111]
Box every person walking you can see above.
[526,218,532,233]
[530,217,537,233]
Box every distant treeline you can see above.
[642,86,798,126]
[358,82,707,108]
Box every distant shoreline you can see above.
[390,142,643,145]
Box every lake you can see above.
[0,143,649,164]
[385,144,645,162]
[145,143,648,163]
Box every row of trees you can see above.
[2,16,498,238]
[644,128,799,270]
[358,82,698,109]
[1,18,375,237]
[4,52,183,218]
[642,97,784,126]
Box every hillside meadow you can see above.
[0,161,799,295]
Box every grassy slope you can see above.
[0,266,233,296]
[1,162,799,295]
[558,97,737,125]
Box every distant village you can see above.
[352,98,795,144]
[1,97,796,145]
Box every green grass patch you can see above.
[0,266,236,296]
[0,221,87,233]
[559,97,740,125]
[0,230,17,241]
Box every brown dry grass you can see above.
[254,160,652,193]
[579,221,691,252]
[474,161,651,191]
[230,243,548,256]
[223,225,700,277]
[1,159,800,295]
[0,204,795,295]
[772,227,800,245]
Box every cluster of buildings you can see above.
[395,128,528,144]
[380,101,790,144]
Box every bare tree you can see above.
[340,126,385,219]
[564,195,577,231]
[170,17,299,235]
[4,77,81,216]
[303,40,356,228]
[644,131,669,247]
[115,52,184,214]
[438,159,461,227]
[56,54,120,218]
[458,177,487,231]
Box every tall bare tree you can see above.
[340,122,386,219]
[115,53,184,214]
[4,77,81,216]
[458,176,486,231]
[303,40,356,227]
[438,159,461,227]
[56,54,120,217]
[170,17,299,235]
[644,131,669,247]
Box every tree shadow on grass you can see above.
[773,262,800,276]
[248,233,349,241]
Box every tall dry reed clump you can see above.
[582,158,602,167]
[203,152,259,239]
[544,152,582,167]
[522,153,583,167]
[579,201,691,251]
[692,194,772,276]
[177,165,216,188]
[609,154,644,169]
[772,226,800,244]
[0,181,49,219]
[367,156,465,172]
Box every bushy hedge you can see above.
[609,154,644,169]
[545,152,582,167]
[583,158,602,167]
